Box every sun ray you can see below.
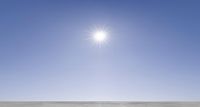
[86,25,110,47]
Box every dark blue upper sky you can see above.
[0,0,200,101]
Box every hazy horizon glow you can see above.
[0,0,200,101]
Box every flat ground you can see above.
[0,102,199,107]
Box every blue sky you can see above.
[0,0,200,101]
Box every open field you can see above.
[0,102,199,107]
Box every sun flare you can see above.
[86,25,110,47]
[93,30,107,43]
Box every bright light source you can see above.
[93,30,107,43]
[86,25,110,47]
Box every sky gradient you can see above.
[0,0,200,101]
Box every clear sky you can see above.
[0,0,200,101]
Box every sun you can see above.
[86,25,110,46]
[93,30,107,43]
